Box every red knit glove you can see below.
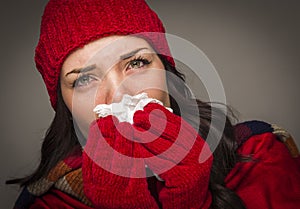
[82,115,159,209]
[133,103,213,209]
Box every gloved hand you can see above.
[133,103,213,209]
[82,115,159,209]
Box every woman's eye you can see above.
[127,58,151,70]
[73,74,95,88]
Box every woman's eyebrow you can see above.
[65,64,96,77]
[120,47,149,60]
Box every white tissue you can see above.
[93,92,168,181]
[93,93,172,124]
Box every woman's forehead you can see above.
[62,35,155,73]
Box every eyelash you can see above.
[127,56,152,70]
[72,74,96,88]
[72,56,152,88]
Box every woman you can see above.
[9,0,300,208]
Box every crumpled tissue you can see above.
[93,92,172,124]
[93,92,169,181]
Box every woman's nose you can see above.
[94,68,131,105]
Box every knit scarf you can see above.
[13,148,92,209]
[13,120,299,209]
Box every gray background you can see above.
[1,0,299,208]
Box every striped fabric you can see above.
[14,148,92,209]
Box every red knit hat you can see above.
[35,0,174,109]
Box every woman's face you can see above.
[60,35,170,137]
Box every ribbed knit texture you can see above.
[133,103,213,209]
[24,147,92,207]
[35,0,175,109]
[82,115,160,209]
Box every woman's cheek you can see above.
[144,89,170,107]
[72,89,99,138]
[122,69,168,98]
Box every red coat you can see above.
[26,132,300,209]
[226,132,300,209]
